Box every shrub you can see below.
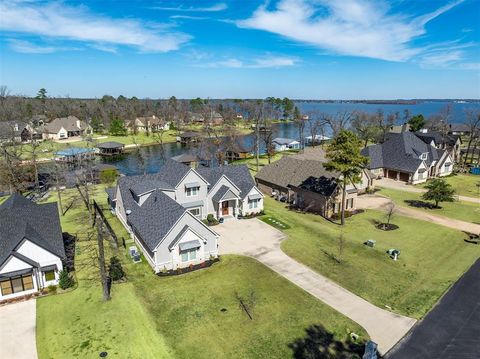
[58,270,75,290]
[207,214,215,223]
[48,285,57,294]
[108,256,125,281]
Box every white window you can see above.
[420,153,428,160]
[186,186,199,197]
[249,199,259,209]
[180,249,197,262]
[189,207,201,217]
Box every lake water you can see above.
[48,101,480,176]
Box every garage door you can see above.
[399,172,410,182]
[387,170,398,179]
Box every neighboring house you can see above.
[108,159,263,272]
[0,194,65,300]
[188,112,224,125]
[305,135,330,145]
[272,138,301,151]
[415,130,462,162]
[448,123,471,136]
[362,132,453,184]
[255,155,372,218]
[0,121,43,142]
[225,142,251,162]
[128,115,170,133]
[43,116,92,140]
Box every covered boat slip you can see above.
[96,141,125,156]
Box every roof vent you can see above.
[126,209,132,215]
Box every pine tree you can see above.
[422,178,455,208]
[58,270,75,289]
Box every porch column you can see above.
[235,198,239,218]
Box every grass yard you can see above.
[418,173,480,198]
[234,151,299,175]
[34,185,367,358]
[129,255,367,359]
[378,187,480,224]
[263,198,480,318]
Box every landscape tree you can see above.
[462,110,480,170]
[108,256,125,281]
[408,114,425,132]
[351,111,381,148]
[325,111,352,137]
[282,97,294,119]
[58,269,75,290]
[324,130,368,225]
[109,117,127,136]
[36,88,48,102]
[422,178,455,208]
[99,168,118,184]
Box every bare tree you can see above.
[462,110,480,171]
[384,203,396,229]
[325,111,352,137]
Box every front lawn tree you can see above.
[324,130,368,225]
[422,178,455,208]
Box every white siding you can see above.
[0,256,32,274]
[240,187,264,216]
[17,240,62,268]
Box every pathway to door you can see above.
[0,300,38,359]
[216,219,416,355]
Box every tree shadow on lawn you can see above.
[404,200,439,210]
[288,324,368,359]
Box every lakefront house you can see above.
[362,131,453,184]
[107,159,263,272]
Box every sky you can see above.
[0,0,479,99]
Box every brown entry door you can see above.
[222,201,229,215]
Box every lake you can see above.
[50,101,480,176]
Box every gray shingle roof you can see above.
[126,189,187,252]
[130,179,173,197]
[96,141,124,149]
[362,132,442,174]
[273,138,298,145]
[196,165,256,199]
[0,194,65,267]
[0,121,27,139]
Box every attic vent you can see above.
[126,210,132,215]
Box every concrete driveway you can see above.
[0,300,38,359]
[216,218,416,355]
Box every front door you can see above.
[222,201,229,216]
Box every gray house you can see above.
[109,159,263,272]
[362,132,453,184]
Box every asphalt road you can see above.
[386,258,480,359]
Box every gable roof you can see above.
[44,116,87,134]
[212,185,239,202]
[0,194,65,267]
[0,121,28,139]
[196,164,256,200]
[255,156,340,190]
[362,132,441,173]
[415,132,460,147]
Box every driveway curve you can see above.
[216,218,416,355]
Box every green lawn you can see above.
[378,187,480,224]
[35,186,367,358]
[418,173,480,198]
[262,198,480,318]
[234,151,299,175]
[129,255,367,359]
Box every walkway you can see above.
[387,259,480,359]
[216,219,416,355]
[377,178,480,204]
[0,300,38,359]
[357,194,480,234]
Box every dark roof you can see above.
[298,176,338,197]
[126,189,187,252]
[130,179,173,197]
[362,132,442,174]
[179,131,201,138]
[171,153,198,163]
[157,159,197,187]
[212,185,231,202]
[96,141,124,149]
[105,187,116,201]
[44,116,88,133]
[448,123,470,132]
[415,131,460,147]
[0,194,65,267]
[256,156,340,190]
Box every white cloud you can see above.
[1,0,190,53]
[152,3,227,12]
[202,55,297,68]
[7,39,58,54]
[170,15,209,20]
[237,0,465,62]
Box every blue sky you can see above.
[0,0,479,99]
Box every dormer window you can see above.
[420,153,428,160]
[185,182,200,197]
